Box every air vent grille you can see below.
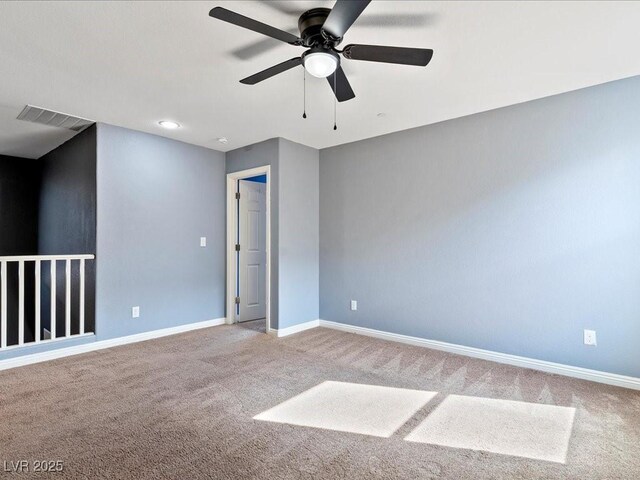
[16,105,93,132]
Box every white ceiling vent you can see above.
[16,105,93,132]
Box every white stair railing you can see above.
[0,254,95,350]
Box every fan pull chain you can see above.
[302,68,307,119]
[333,70,337,130]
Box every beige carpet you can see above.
[1,324,639,479]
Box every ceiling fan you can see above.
[209,0,434,102]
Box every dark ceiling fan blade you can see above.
[326,66,355,102]
[240,57,302,85]
[343,44,434,66]
[231,28,300,61]
[262,2,436,29]
[209,7,302,45]
[322,0,371,40]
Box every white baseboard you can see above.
[319,320,640,391]
[6,316,637,391]
[271,319,320,338]
[0,317,226,372]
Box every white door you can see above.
[236,179,267,322]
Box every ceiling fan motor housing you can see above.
[298,8,335,47]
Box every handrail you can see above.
[0,254,95,262]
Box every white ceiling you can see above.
[1,1,639,159]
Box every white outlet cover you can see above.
[132,306,140,318]
[584,329,597,346]
[200,237,207,247]
[350,300,357,311]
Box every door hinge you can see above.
[235,192,241,200]
[235,296,240,305]
[235,244,240,252]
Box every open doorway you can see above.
[226,166,271,334]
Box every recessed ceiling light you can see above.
[158,120,180,129]
[377,113,386,118]
[217,137,228,144]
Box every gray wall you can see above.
[320,76,640,377]
[39,125,97,336]
[226,138,280,327]
[225,138,319,329]
[96,124,225,340]
[278,138,319,328]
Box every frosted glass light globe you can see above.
[303,52,338,78]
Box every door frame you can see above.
[226,166,271,334]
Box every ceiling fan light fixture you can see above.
[302,50,339,78]
[210,3,434,104]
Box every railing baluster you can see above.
[50,260,56,340]
[0,254,94,350]
[65,259,71,337]
[18,261,24,345]
[79,259,85,335]
[1,261,7,348]
[35,260,41,343]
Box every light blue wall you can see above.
[2,123,226,360]
[320,76,640,377]
[5,76,638,378]
[278,138,319,328]
[226,138,280,327]
[95,124,226,340]
[225,138,319,329]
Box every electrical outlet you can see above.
[132,306,140,318]
[200,237,207,247]
[350,300,357,311]
[584,329,597,346]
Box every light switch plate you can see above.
[350,300,357,311]
[132,306,140,318]
[584,329,597,346]
[200,237,207,247]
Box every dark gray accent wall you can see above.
[38,125,97,336]
[1,128,98,350]
[0,155,40,346]
[38,125,97,256]
[320,76,640,377]
[96,124,225,340]
[225,138,319,329]
[0,155,40,255]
